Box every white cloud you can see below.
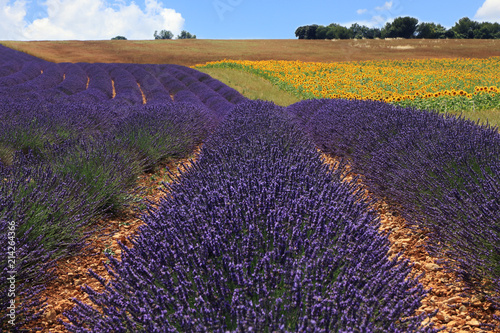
[0,0,184,40]
[340,16,388,29]
[371,15,388,26]
[0,0,28,40]
[375,1,393,11]
[349,1,400,28]
[474,0,500,22]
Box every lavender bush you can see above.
[0,60,23,77]
[114,102,214,171]
[126,65,172,104]
[51,63,88,99]
[157,74,186,96]
[288,99,500,306]
[63,101,435,332]
[0,151,106,332]
[0,100,53,165]
[109,67,143,105]
[46,137,145,212]
[0,151,104,260]
[79,63,114,100]
[0,45,254,330]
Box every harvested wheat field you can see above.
[2,39,500,66]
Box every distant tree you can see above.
[327,23,351,39]
[366,27,382,39]
[451,17,480,39]
[305,24,319,39]
[433,24,447,39]
[294,17,500,40]
[111,36,127,40]
[154,30,174,40]
[177,30,197,39]
[416,22,447,39]
[416,23,432,39]
[295,26,307,39]
[315,26,329,39]
[349,23,370,39]
[444,29,457,39]
[474,22,500,39]
[382,16,419,38]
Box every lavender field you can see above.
[0,44,499,332]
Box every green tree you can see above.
[365,28,382,39]
[451,17,480,39]
[416,22,447,39]
[177,30,196,39]
[315,26,329,39]
[305,24,319,39]
[111,36,127,40]
[327,23,351,39]
[474,22,500,39]
[349,23,371,39]
[295,26,307,39]
[382,16,419,38]
[154,30,174,40]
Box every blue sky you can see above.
[0,0,499,40]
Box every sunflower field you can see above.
[195,57,500,112]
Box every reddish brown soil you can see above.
[2,39,500,67]
[137,83,147,104]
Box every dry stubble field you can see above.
[2,39,500,66]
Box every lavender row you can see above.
[0,61,245,110]
[0,45,48,65]
[80,63,114,100]
[0,43,246,109]
[51,63,89,98]
[108,66,144,105]
[287,99,500,307]
[0,63,63,102]
[0,151,106,332]
[159,64,244,119]
[0,61,45,88]
[0,100,215,330]
[126,65,172,104]
[0,60,23,77]
[63,101,434,332]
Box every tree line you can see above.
[295,17,500,40]
[111,30,196,40]
[154,30,196,40]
